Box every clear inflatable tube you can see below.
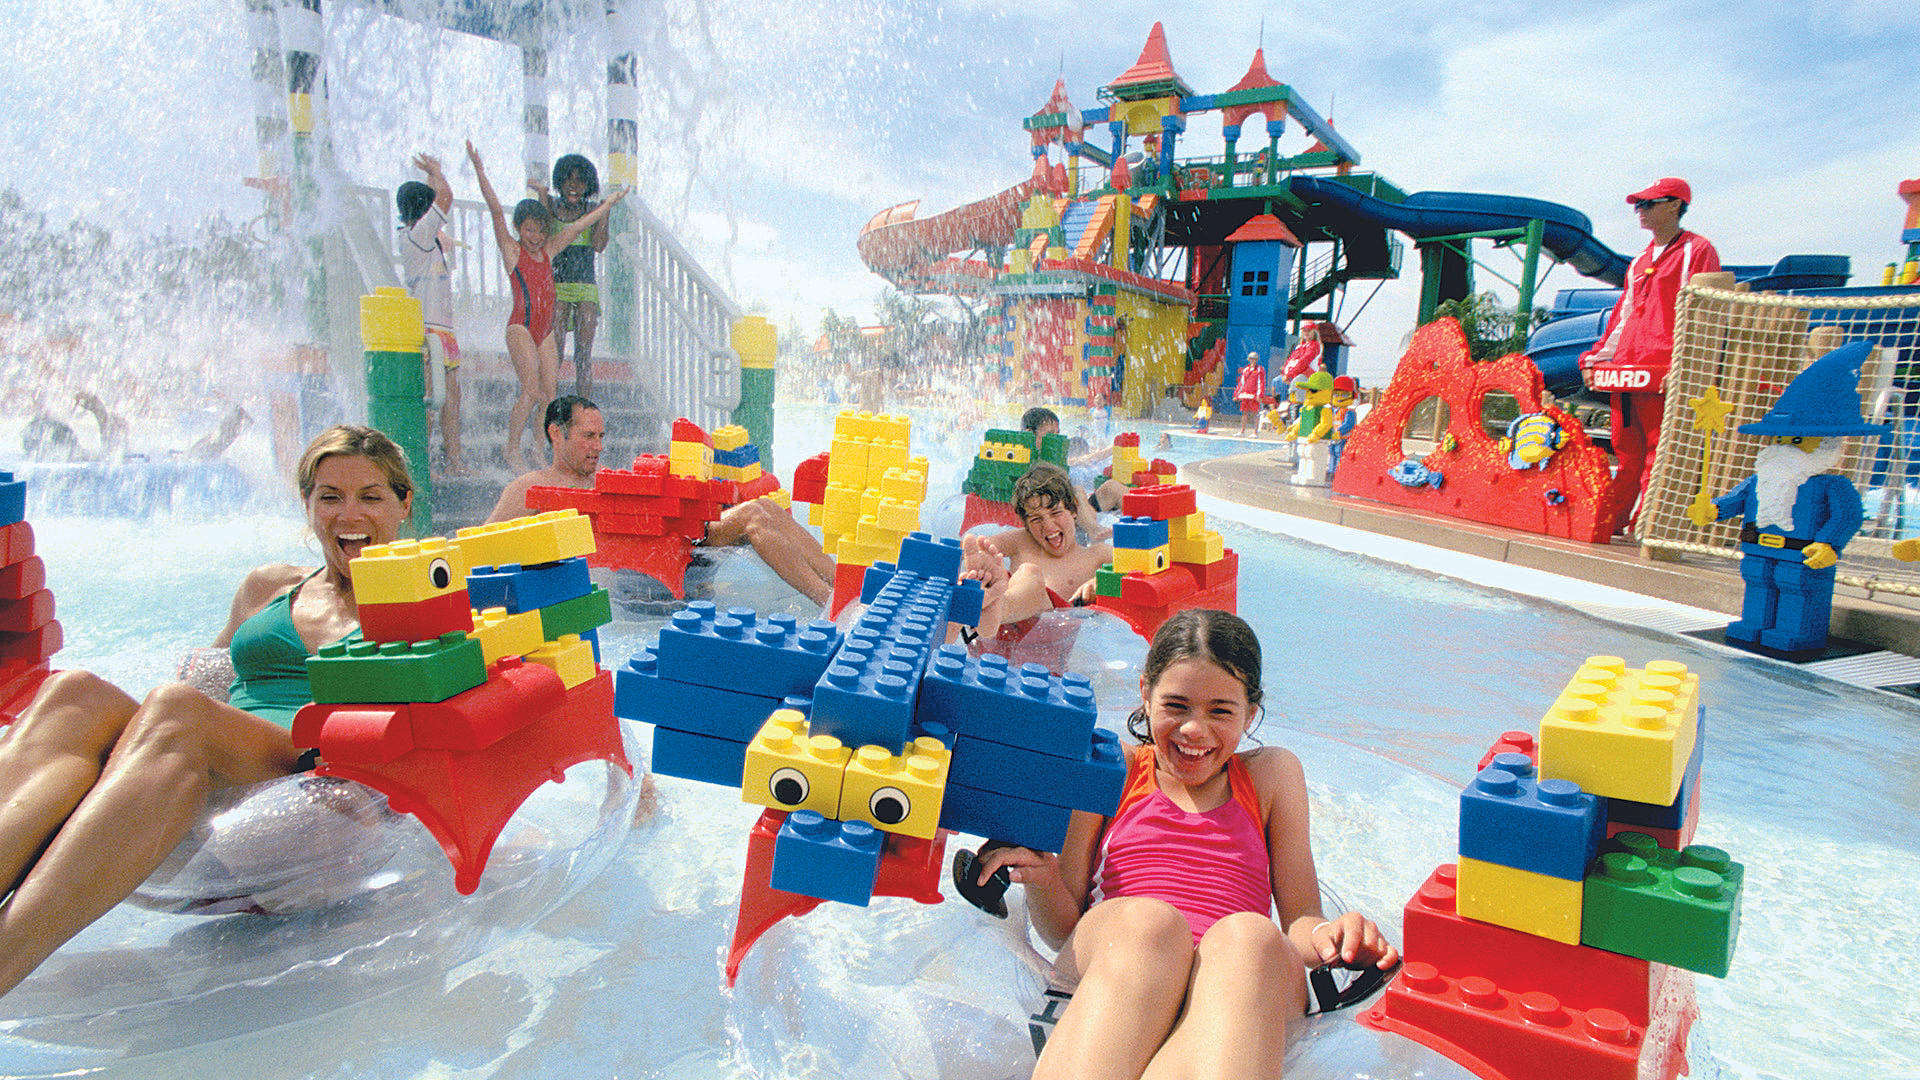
[0,725,640,1071]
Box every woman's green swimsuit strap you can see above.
[226,571,321,728]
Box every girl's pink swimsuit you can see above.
[1095,747,1273,941]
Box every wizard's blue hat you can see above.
[1739,340,1891,438]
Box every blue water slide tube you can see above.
[1288,175,1631,286]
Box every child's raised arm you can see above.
[547,186,628,256]
[466,140,518,270]
[413,153,452,213]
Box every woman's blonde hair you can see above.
[295,425,413,512]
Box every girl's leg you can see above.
[1141,913,1307,1080]
[553,305,575,396]
[441,366,466,475]
[0,681,302,995]
[573,300,600,398]
[537,334,561,413]
[1034,897,1194,1080]
[504,323,540,472]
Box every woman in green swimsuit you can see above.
[0,425,413,998]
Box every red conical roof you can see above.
[1227,48,1279,93]
[1033,78,1074,119]
[1224,213,1302,248]
[1107,22,1192,98]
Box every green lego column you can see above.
[732,315,777,466]
[361,287,430,535]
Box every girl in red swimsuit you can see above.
[970,610,1399,1080]
[468,141,626,472]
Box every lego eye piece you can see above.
[769,767,810,807]
[428,557,453,590]
[869,786,911,825]
[1152,550,1169,571]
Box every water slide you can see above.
[1287,175,1630,286]
[857,179,1038,291]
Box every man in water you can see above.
[487,395,604,522]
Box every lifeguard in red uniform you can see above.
[1581,177,1720,532]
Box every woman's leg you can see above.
[0,681,302,995]
[573,300,600,398]
[1141,912,1307,1080]
[504,323,540,472]
[0,671,140,895]
[1034,897,1195,1080]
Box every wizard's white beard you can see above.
[1752,440,1846,530]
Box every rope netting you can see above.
[1641,279,1920,598]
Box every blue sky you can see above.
[2,0,1916,384]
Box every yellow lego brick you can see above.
[359,286,425,352]
[806,501,825,527]
[1113,544,1172,575]
[1169,531,1224,564]
[879,467,925,502]
[524,634,597,689]
[712,463,744,483]
[834,411,879,440]
[838,737,951,839]
[1454,856,1583,944]
[668,442,713,481]
[819,532,840,557]
[854,516,908,550]
[821,502,862,537]
[455,510,596,569]
[873,414,912,444]
[712,424,749,452]
[1153,469,1178,485]
[906,454,929,478]
[1168,511,1206,539]
[760,488,791,510]
[1538,657,1699,805]
[834,540,884,567]
[741,711,850,817]
[874,496,920,533]
[736,461,763,483]
[729,316,777,368]
[867,439,910,471]
[860,489,884,518]
[350,537,472,605]
[468,606,544,666]
[822,483,865,515]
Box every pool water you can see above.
[3,405,1915,1079]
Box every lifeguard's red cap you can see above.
[1627,177,1691,204]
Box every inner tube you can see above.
[0,726,640,1072]
[602,546,823,624]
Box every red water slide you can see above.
[856,179,1037,292]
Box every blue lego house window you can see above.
[1240,269,1270,297]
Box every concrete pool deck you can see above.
[1186,445,1920,695]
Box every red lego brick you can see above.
[525,485,610,514]
[356,589,475,644]
[0,620,61,669]
[1148,458,1177,475]
[1478,730,1539,770]
[828,561,868,621]
[409,655,568,750]
[0,555,44,600]
[1185,548,1238,589]
[0,589,53,633]
[595,512,670,537]
[669,515,710,539]
[791,451,831,505]
[291,703,416,765]
[1118,567,1196,607]
[1115,432,1139,448]
[1121,483,1198,519]
[736,473,782,502]
[1363,960,1643,1080]
[1401,863,1656,1024]
[672,418,711,445]
[0,521,32,566]
[589,533,694,597]
[597,466,667,496]
[0,660,51,724]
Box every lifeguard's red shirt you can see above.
[1581,230,1720,393]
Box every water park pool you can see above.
[5,407,1917,1080]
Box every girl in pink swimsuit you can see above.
[468,141,626,472]
[972,609,1399,1080]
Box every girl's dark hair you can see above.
[1125,608,1264,744]
[551,153,599,198]
[512,198,554,231]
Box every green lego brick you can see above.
[1095,564,1123,598]
[1580,833,1743,978]
[1038,432,1068,468]
[538,586,613,639]
[364,351,426,399]
[308,631,487,704]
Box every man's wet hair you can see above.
[1012,462,1078,519]
[544,395,599,443]
[1021,407,1060,434]
[396,181,434,226]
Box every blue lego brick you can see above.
[770,810,884,905]
[949,729,1125,815]
[1112,515,1169,550]
[466,556,592,613]
[1458,761,1605,881]
[0,473,22,528]
[713,445,759,468]
[915,645,1097,758]
[947,579,984,629]
[1610,706,1706,831]
[912,719,956,749]
[895,532,964,580]
[613,646,784,741]
[807,591,944,750]
[650,726,749,787]
[859,562,898,605]
[653,602,842,698]
[582,626,600,664]
[938,782,1072,852]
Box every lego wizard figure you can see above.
[1687,340,1888,654]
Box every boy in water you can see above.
[396,153,466,475]
[961,463,1111,641]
